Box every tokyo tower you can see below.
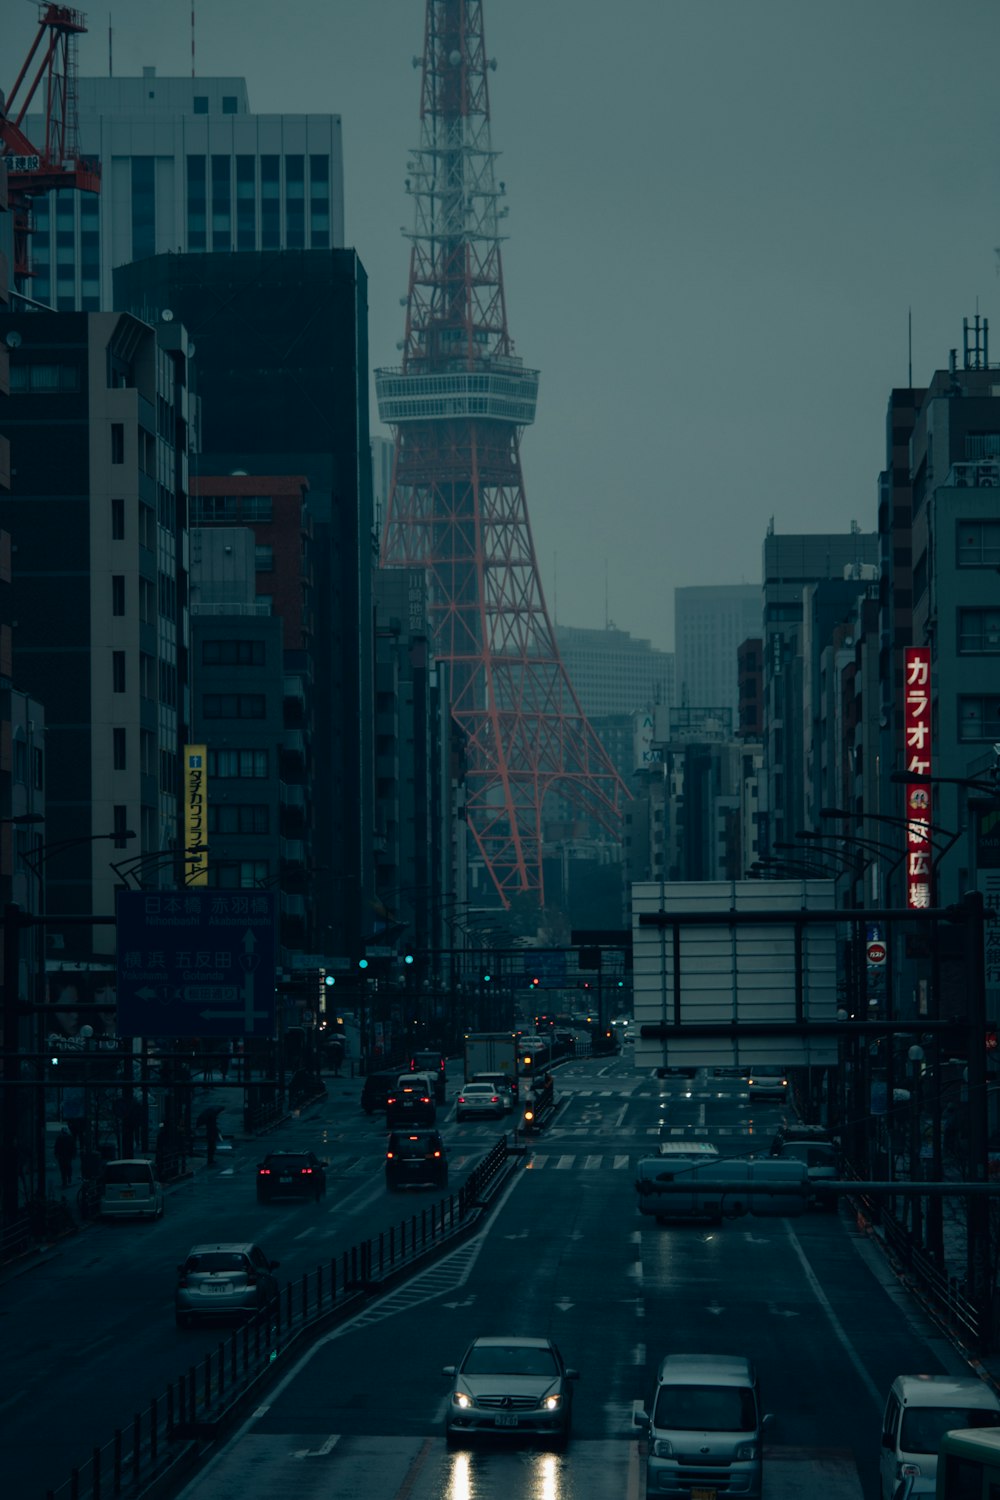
[376,0,628,907]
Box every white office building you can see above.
[27,69,344,311]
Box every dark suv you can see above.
[386,1074,437,1125]
[385,1129,448,1190]
[256,1151,327,1203]
[361,1070,399,1116]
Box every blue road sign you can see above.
[521,950,567,988]
[116,891,277,1038]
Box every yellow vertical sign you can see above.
[184,744,208,885]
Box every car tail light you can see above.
[387,1094,398,1105]
[386,1151,395,1160]
[258,1168,270,1176]
[491,1095,499,1103]
[433,1150,442,1158]
[457,1095,466,1104]
[300,1167,313,1175]
[420,1095,430,1104]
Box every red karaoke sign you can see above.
[903,646,932,909]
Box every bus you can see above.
[933,1427,1000,1499]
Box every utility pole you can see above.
[2,904,22,1221]
[966,889,992,1345]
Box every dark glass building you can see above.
[114,250,375,963]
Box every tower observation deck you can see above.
[376,0,628,907]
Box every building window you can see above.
[111,497,125,540]
[186,154,207,251]
[203,693,267,719]
[140,729,155,775]
[957,520,1000,568]
[285,154,305,248]
[207,804,269,835]
[193,96,208,114]
[32,747,43,792]
[958,607,1000,653]
[235,154,256,250]
[222,96,238,113]
[9,363,80,393]
[261,155,280,249]
[309,153,330,248]
[112,650,126,692]
[113,804,130,849]
[212,861,269,889]
[139,653,155,699]
[112,575,125,615]
[111,423,124,464]
[131,156,155,262]
[113,727,127,770]
[958,696,1000,742]
[211,154,232,251]
[255,544,274,573]
[201,639,266,666]
[139,578,155,624]
[208,748,268,778]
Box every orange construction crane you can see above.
[2,4,100,290]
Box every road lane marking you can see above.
[783,1221,882,1409]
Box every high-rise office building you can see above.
[27,69,344,310]
[674,585,760,718]
[114,249,374,963]
[554,624,673,720]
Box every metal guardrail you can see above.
[41,1137,513,1500]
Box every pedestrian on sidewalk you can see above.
[54,1126,76,1188]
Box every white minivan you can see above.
[879,1373,1000,1499]
[98,1158,164,1221]
[635,1353,772,1498]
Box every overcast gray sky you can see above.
[8,0,999,650]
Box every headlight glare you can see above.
[542,1393,562,1411]
[452,1391,471,1409]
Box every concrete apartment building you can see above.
[1,309,190,962]
[26,70,344,311]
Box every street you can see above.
[0,1054,977,1499]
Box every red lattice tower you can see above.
[377,0,628,906]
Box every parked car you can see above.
[97,1159,164,1221]
[443,1335,579,1446]
[455,1082,506,1121]
[471,1071,517,1109]
[256,1150,327,1203]
[385,1129,448,1190]
[387,1073,437,1125]
[175,1242,280,1328]
[361,1069,399,1116]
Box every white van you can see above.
[879,1374,1000,1499]
[635,1353,772,1498]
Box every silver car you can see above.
[455,1082,506,1121]
[175,1242,280,1328]
[98,1159,164,1221]
[443,1335,579,1446]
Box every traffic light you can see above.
[358,958,369,970]
[324,974,336,988]
[482,972,491,983]
[403,953,414,966]
[530,976,540,988]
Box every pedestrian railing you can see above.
[846,1166,982,1350]
[42,1136,513,1500]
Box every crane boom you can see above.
[2,4,101,290]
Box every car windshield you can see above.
[103,1163,152,1184]
[463,1085,493,1095]
[900,1406,1000,1454]
[185,1252,250,1274]
[653,1385,757,1433]
[463,1345,558,1377]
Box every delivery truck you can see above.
[463,1031,519,1084]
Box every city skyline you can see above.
[6,0,998,653]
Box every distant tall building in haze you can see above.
[555,625,674,719]
[674,585,760,718]
[27,69,344,310]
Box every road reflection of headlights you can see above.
[448,1451,472,1500]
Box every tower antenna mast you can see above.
[377,0,628,906]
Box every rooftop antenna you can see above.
[191,0,196,79]
[907,306,912,386]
